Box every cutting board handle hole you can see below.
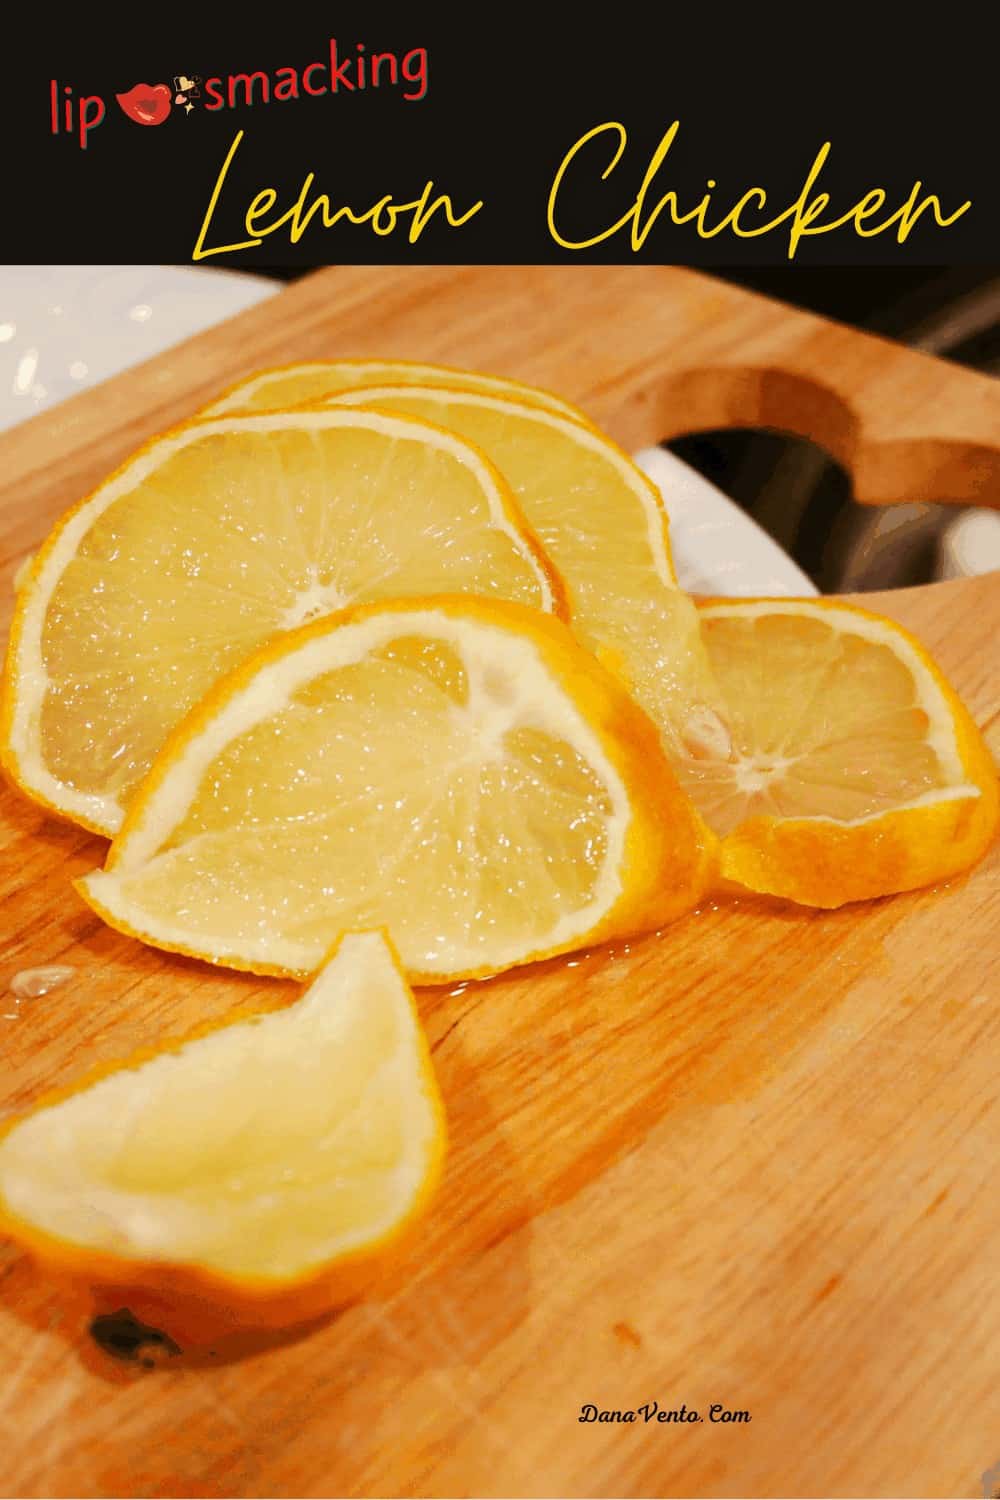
[660,400,984,592]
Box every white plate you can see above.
[634,446,816,597]
[0,265,279,428]
[938,508,1000,580]
[0,266,816,598]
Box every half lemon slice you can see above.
[78,596,715,980]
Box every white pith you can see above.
[279,574,350,630]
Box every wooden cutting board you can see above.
[1,266,998,1500]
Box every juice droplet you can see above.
[9,965,76,1000]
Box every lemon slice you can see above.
[676,598,998,906]
[0,930,445,1339]
[320,385,716,754]
[78,596,715,980]
[200,358,588,424]
[1,407,560,836]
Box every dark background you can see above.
[11,16,999,266]
[688,268,1000,591]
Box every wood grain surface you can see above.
[0,266,998,1499]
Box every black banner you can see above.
[10,14,998,265]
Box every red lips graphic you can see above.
[116,83,172,126]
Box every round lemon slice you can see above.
[77,596,715,981]
[677,598,998,907]
[1,407,561,836]
[0,930,445,1339]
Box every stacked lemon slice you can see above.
[2,405,561,834]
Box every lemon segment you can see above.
[0,930,445,1318]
